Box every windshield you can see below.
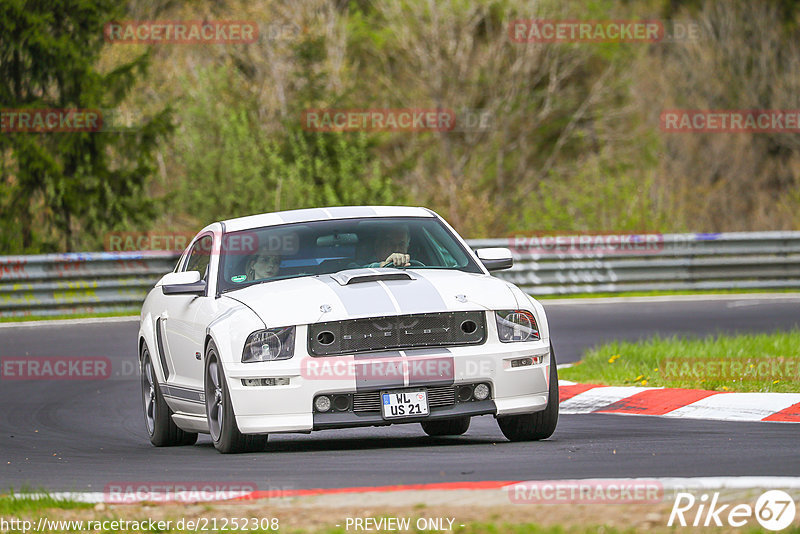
[218,216,482,293]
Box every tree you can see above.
[172,31,397,223]
[0,0,172,252]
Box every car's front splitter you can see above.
[312,399,497,430]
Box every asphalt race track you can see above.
[1,296,799,492]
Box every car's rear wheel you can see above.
[204,342,267,454]
[141,343,198,447]
[497,344,559,442]
[420,416,470,437]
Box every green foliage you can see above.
[175,77,396,221]
[520,154,671,234]
[0,491,90,514]
[3,0,800,252]
[172,34,399,225]
[0,0,172,253]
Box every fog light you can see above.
[510,355,541,368]
[315,395,332,412]
[333,395,350,411]
[457,386,473,402]
[241,377,291,387]
[473,383,490,400]
[261,377,290,386]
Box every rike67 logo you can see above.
[669,490,796,531]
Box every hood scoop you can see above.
[329,268,416,286]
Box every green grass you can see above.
[0,492,91,514]
[0,310,138,323]
[560,330,800,392]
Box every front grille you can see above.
[308,311,486,356]
[427,386,456,406]
[352,392,382,412]
[352,385,456,413]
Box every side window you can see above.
[184,235,213,281]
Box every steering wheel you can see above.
[384,259,425,268]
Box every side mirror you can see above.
[159,271,206,295]
[476,247,513,271]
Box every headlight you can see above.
[242,327,296,362]
[495,310,540,342]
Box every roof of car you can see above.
[221,206,436,232]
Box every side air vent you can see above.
[155,318,170,380]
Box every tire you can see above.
[141,343,198,447]
[204,342,267,454]
[421,417,470,437]
[497,344,559,442]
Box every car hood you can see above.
[223,269,521,327]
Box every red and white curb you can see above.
[558,381,800,423]
[29,477,800,504]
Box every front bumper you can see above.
[225,328,552,434]
[313,398,497,430]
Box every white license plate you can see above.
[381,388,429,419]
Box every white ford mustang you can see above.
[138,206,558,453]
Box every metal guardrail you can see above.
[1,232,799,318]
[0,251,179,318]
[472,231,800,295]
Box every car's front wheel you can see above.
[141,343,198,447]
[497,344,559,442]
[420,417,470,437]
[204,342,267,454]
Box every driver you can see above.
[246,247,281,280]
[366,225,412,268]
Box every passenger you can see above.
[246,248,281,281]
